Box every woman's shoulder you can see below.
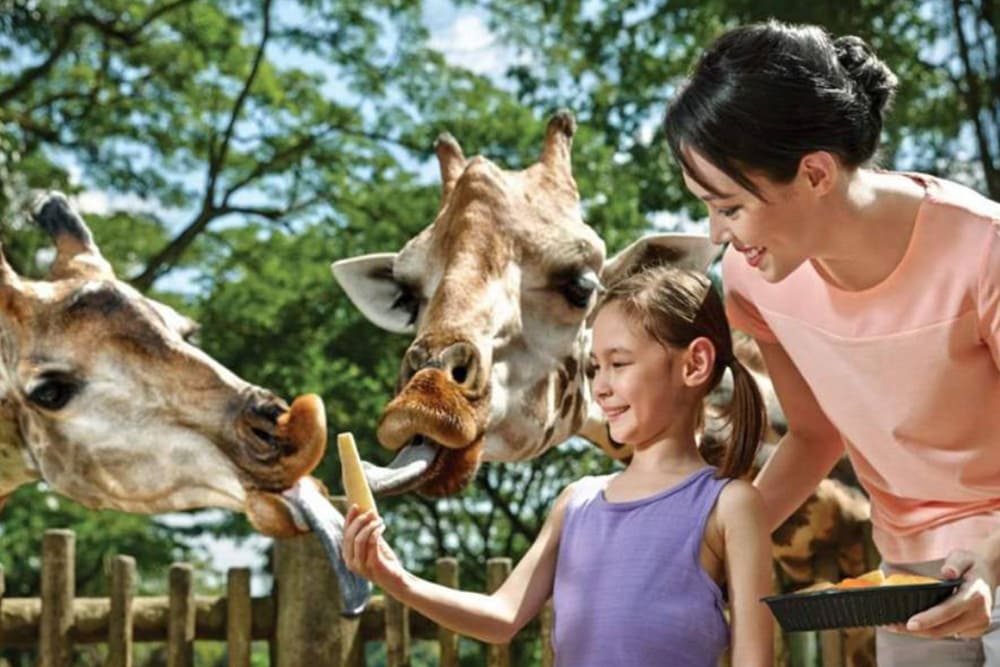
[905,171,1000,225]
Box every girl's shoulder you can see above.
[546,475,613,530]
[714,478,765,531]
[560,474,614,504]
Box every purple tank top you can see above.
[552,467,730,667]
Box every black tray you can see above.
[763,579,962,632]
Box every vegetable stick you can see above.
[338,432,377,513]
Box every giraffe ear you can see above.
[145,297,201,342]
[32,192,114,282]
[331,253,417,335]
[599,233,719,290]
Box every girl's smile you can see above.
[600,404,629,421]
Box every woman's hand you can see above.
[891,550,994,640]
[342,505,406,591]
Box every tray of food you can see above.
[763,569,962,632]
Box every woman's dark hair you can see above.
[596,266,767,479]
[664,21,898,199]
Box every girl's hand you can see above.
[342,505,406,591]
[892,550,994,640]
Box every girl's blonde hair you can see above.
[596,265,766,479]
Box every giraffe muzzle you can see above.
[377,368,481,450]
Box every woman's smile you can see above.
[739,245,767,268]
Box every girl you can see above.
[342,265,774,667]
[664,20,1000,666]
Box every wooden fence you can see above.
[0,527,870,666]
[0,528,541,667]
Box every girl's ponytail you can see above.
[716,357,767,479]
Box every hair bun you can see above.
[834,35,898,115]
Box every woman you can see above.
[664,20,1000,666]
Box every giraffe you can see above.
[334,111,875,662]
[0,193,325,537]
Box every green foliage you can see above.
[0,485,193,598]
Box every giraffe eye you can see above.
[560,271,601,309]
[29,376,80,411]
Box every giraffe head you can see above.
[0,194,326,536]
[334,111,717,496]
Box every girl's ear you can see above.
[682,337,716,388]
[798,151,839,196]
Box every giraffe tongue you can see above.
[361,437,440,496]
[280,477,372,617]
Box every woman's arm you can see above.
[719,480,773,667]
[753,339,846,531]
[342,482,577,644]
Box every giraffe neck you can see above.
[538,327,598,452]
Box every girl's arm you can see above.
[718,480,773,667]
[342,482,578,644]
[753,339,845,530]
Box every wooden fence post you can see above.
[272,497,362,667]
[107,555,136,667]
[40,529,74,667]
[168,563,195,667]
[227,568,252,667]
[385,595,410,667]
[486,558,511,667]
[436,558,459,667]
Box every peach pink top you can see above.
[724,173,1000,562]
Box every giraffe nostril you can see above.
[252,401,285,423]
[405,345,429,373]
[440,342,480,392]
